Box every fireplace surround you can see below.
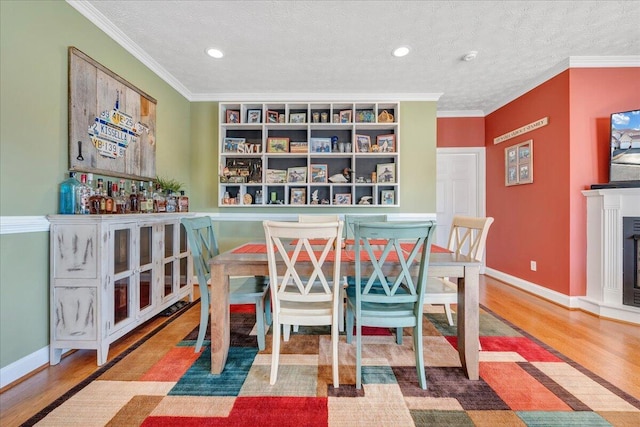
[582,188,640,323]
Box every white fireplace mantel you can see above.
[581,188,640,324]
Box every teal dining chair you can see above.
[345,220,436,389]
[181,216,270,353]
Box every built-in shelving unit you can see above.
[219,102,399,207]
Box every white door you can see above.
[435,148,486,248]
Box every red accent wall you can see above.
[483,67,640,296]
[437,117,485,147]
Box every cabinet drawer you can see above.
[53,287,97,341]
[52,224,99,279]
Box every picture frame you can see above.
[247,109,262,123]
[223,137,246,153]
[287,166,307,183]
[226,110,240,124]
[310,164,328,183]
[376,163,396,183]
[266,137,289,153]
[289,112,307,123]
[355,134,371,153]
[355,109,375,123]
[266,169,287,184]
[339,109,352,123]
[309,137,332,153]
[380,190,395,205]
[290,187,306,205]
[376,134,396,153]
[266,110,279,123]
[334,193,352,205]
[505,139,533,186]
[289,141,308,153]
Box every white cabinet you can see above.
[48,213,194,366]
[219,102,400,207]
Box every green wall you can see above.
[0,0,437,371]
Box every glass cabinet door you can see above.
[139,225,153,311]
[111,226,134,331]
[179,223,190,290]
[163,223,175,299]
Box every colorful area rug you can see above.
[25,304,640,426]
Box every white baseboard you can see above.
[485,267,640,324]
[0,346,49,389]
[484,267,580,308]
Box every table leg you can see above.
[210,264,230,374]
[457,265,480,380]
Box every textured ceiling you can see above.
[74,0,640,114]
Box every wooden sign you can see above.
[494,117,548,144]
[68,47,157,180]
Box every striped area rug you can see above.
[25,304,640,426]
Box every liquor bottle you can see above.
[89,179,105,214]
[129,181,139,213]
[58,172,79,214]
[166,191,177,213]
[178,190,189,212]
[105,182,116,214]
[137,183,148,213]
[115,183,128,214]
[75,174,91,214]
[153,183,167,213]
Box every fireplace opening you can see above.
[622,217,640,308]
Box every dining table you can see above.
[208,240,482,380]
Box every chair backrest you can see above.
[180,216,219,285]
[298,214,340,223]
[263,220,344,308]
[447,215,494,261]
[354,221,436,305]
[344,214,387,239]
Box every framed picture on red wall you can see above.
[505,139,533,186]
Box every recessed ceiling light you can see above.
[462,51,478,61]
[392,46,410,57]
[206,48,224,59]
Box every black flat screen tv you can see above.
[609,109,640,184]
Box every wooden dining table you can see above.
[209,241,482,380]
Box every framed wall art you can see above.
[290,187,306,205]
[310,164,328,183]
[376,163,396,183]
[267,137,289,153]
[68,47,157,180]
[505,139,533,186]
[247,109,262,123]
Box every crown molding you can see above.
[66,0,193,100]
[437,110,485,118]
[190,93,443,103]
[485,56,640,115]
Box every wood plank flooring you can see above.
[1,276,638,426]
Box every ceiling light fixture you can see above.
[392,46,410,57]
[462,51,478,61]
[206,48,224,59]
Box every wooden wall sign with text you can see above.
[494,117,548,144]
[68,47,157,180]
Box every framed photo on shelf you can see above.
[287,166,307,183]
[290,187,306,205]
[339,109,352,123]
[309,137,332,153]
[334,193,352,205]
[376,163,395,183]
[247,109,262,123]
[266,137,290,153]
[266,110,279,123]
[376,134,396,153]
[223,137,246,153]
[310,164,328,183]
[380,190,395,205]
[355,109,375,123]
[355,134,371,152]
[289,141,308,153]
[226,110,240,124]
[289,112,307,123]
[504,139,533,186]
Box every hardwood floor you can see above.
[1,276,638,426]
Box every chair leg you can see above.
[332,317,339,388]
[255,297,266,351]
[264,291,272,326]
[346,303,354,344]
[413,323,427,390]
[356,321,362,389]
[396,327,403,345]
[283,324,291,341]
[195,285,209,353]
[444,303,454,326]
[338,288,346,332]
[270,317,281,385]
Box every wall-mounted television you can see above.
[609,109,640,184]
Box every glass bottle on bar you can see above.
[115,182,128,214]
[129,180,139,213]
[75,174,91,215]
[89,178,105,214]
[104,181,114,214]
[166,190,177,213]
[178,190,189,212]
[58,172,79,214]
[153,183,167,213]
